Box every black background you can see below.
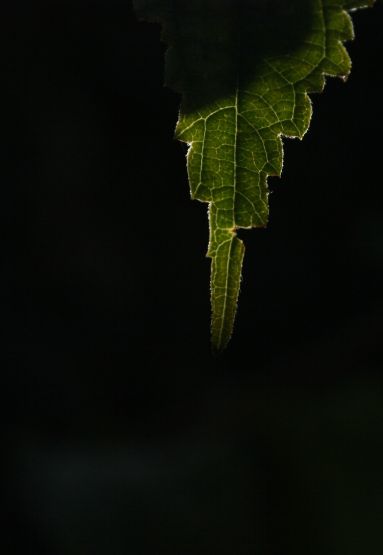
[2,1,383,553]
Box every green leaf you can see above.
[133,0,375,352]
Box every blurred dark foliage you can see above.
[1,1,383,554]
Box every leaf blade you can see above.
[134,0,375,351]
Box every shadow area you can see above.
[135,0,317,111]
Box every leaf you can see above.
[133,0,375,352]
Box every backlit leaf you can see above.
[133,0,375,352]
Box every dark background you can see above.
[2,1,383,553]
